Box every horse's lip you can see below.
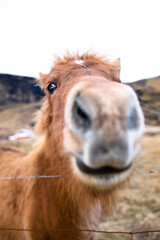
[76,157,132,175]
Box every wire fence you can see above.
[0,175,64,181]
[0,169,159,181]
[133,170,160,174]
[0,170,159,239]
[0,227,160,239]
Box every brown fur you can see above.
[0,52,126,240]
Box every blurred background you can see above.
[0,0,159,81]
[0,0,160,239]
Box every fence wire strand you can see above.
[0,170,159,181]
[0,227,160,238]
[0,175,64,181]
[133,170,160,174]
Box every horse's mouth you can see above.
[76,157,132,175]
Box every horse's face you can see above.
[39,54,144,190]
[64,75,144,190]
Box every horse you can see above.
[0,52,144,240]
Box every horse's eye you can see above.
[47,83,57,94]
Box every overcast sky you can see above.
[0,0,159,82]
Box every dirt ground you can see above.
[0,103,160,240]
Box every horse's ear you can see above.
[39,72,48,86]
[109,58,121,82]
[110,58,120,74]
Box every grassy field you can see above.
[0,102,42,151]
[96,132,160,240]
[0,103,160,240]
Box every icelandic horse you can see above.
[0,52,144,240]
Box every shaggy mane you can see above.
[53,51,110,66]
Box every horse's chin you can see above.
[72,156,132,190]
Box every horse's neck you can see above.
[30,139,102,239]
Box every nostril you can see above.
[128,106,139,129]
[73,97,91,131]
[92,143,109,156]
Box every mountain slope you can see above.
[128,76,160,125]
